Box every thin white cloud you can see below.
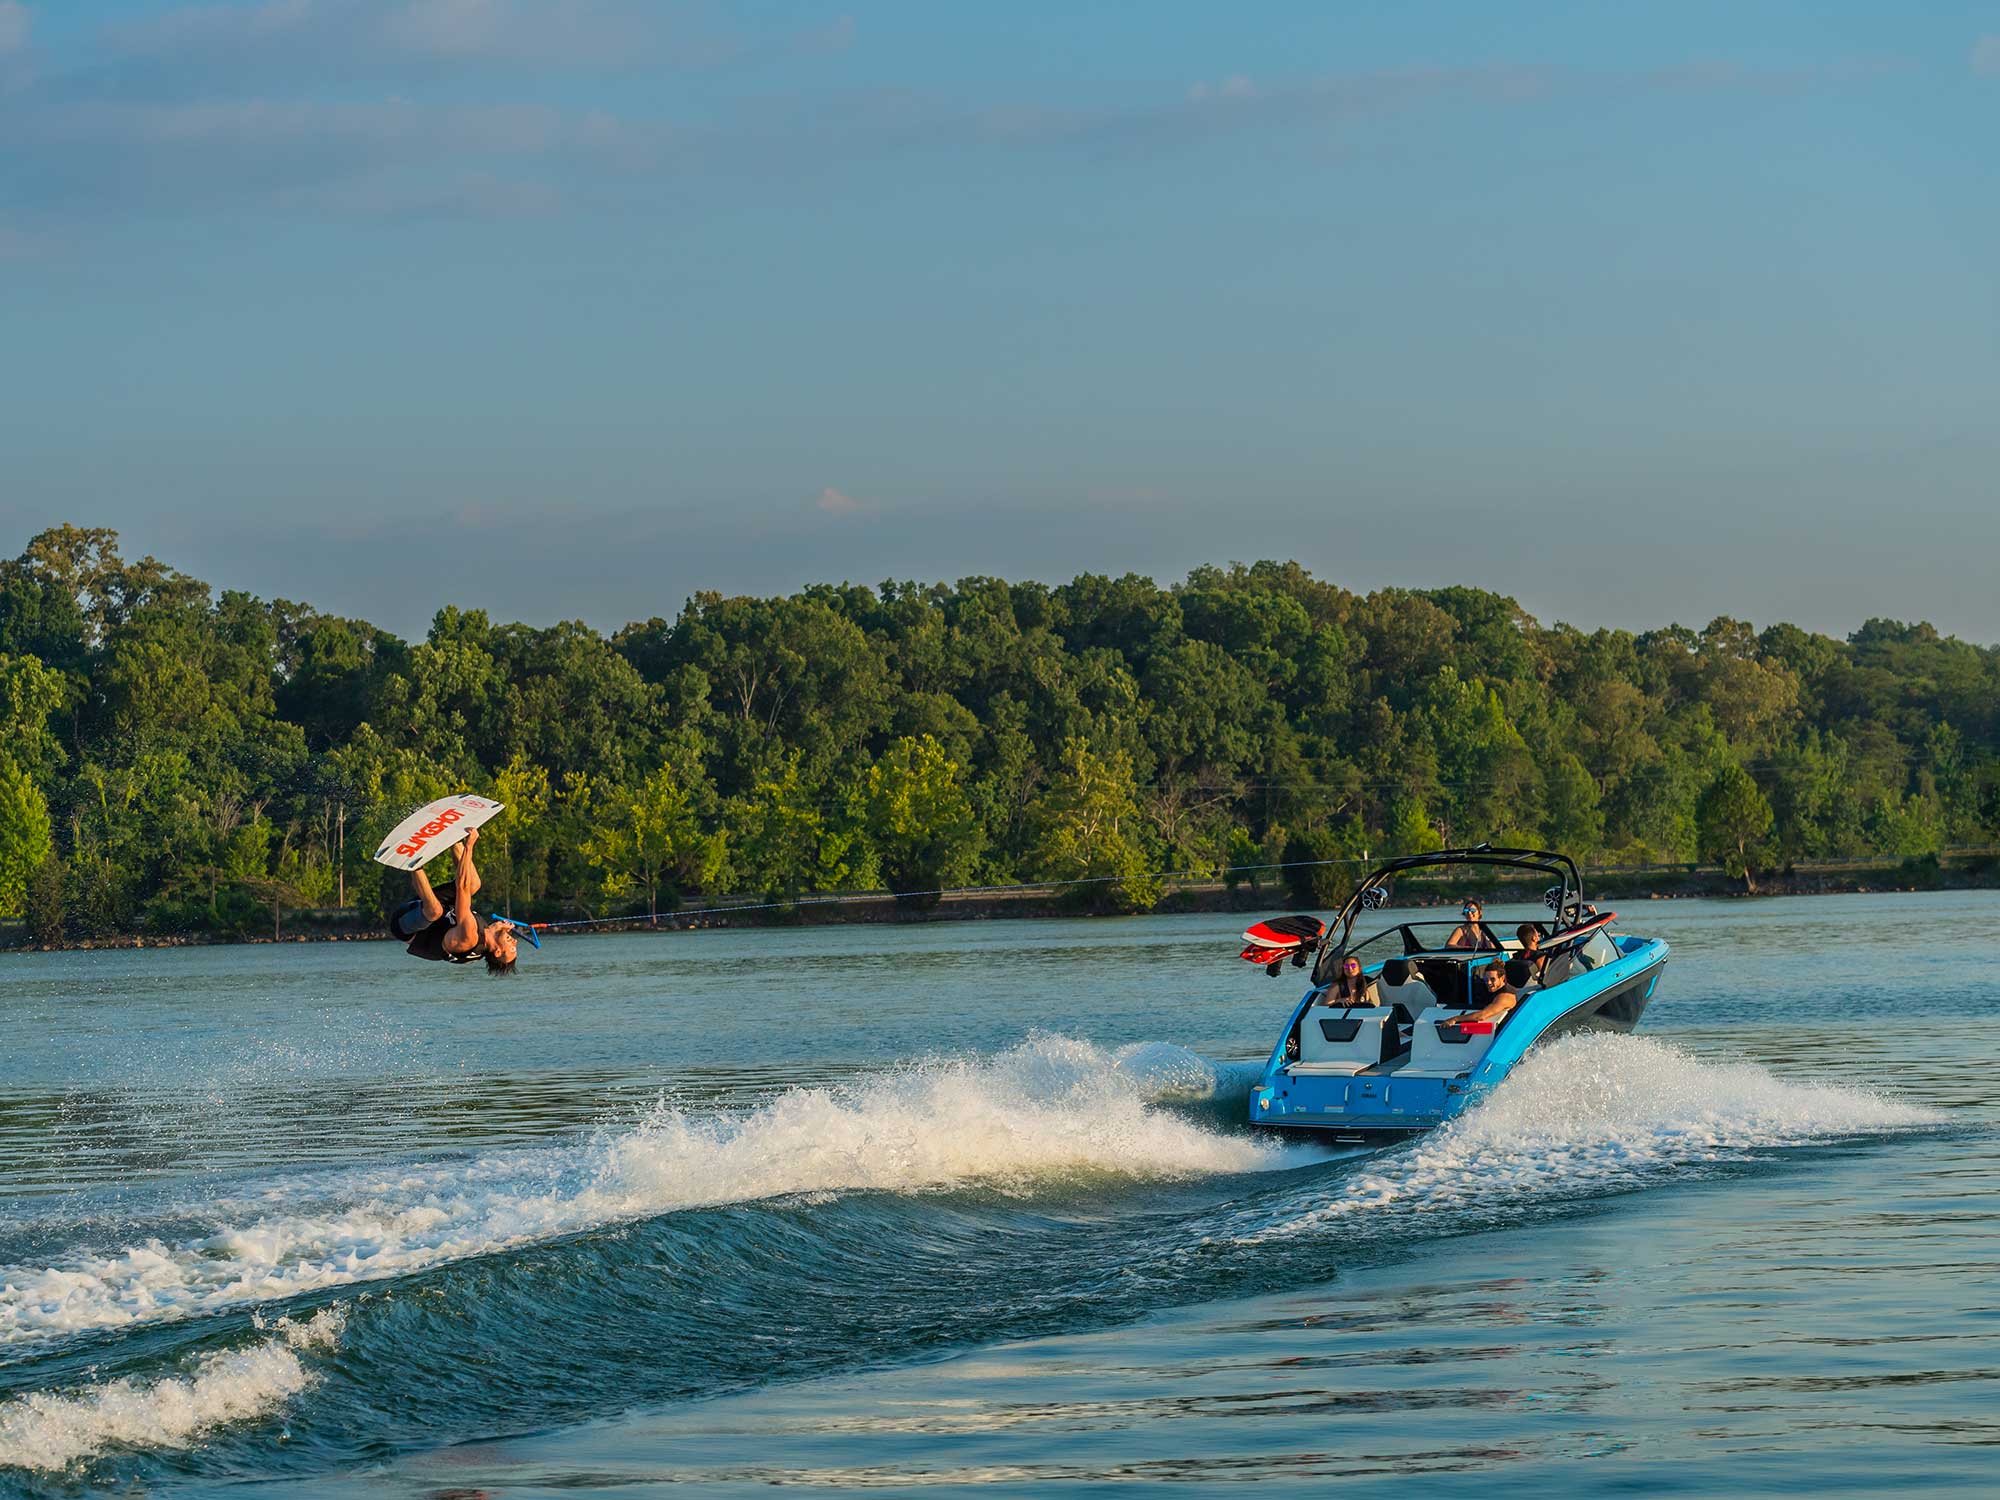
[106,0,774,71]
[106,0,333,53]
[36,96,596,153]
[0,44,1903,231]
[285,168,562,218]
[1974,36,2000,76]
[378,0,653,65]
[0,90,670,221]
[799,14,855,57]
[0,1,31,58]
[1187,74,1257,103]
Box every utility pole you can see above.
[336,801,345,908]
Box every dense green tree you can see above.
[1607,746,1715,864]
[0,758,54,916]
[373,614,503,770]
[1412,667,1538,845]
[1539,751,1605,858]
[0,654,67,784]
[646,594,892,790]
[863,736,984,907]
[24,851,65,944]
[1764,733,1862,862]
[485,753,552,911]
[486,621,663,787]
[584,756,728,918]
[1282,819,1367,908]
[1866,791,1945,858]
[273,607,405,750]
[1383,796,1444,856]
[730,754,869,902]
[5,521,1999,939]
[1697,763,1776,892]
[1025,739,1160,912]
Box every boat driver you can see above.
[388,829,521,974]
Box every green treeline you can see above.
[2,523,1996,939]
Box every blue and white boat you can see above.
[1244,846,1668,1140]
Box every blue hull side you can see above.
[1249,937,1669,1138]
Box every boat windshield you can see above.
[1342,915,1623,999]
[1346,921,1510,959]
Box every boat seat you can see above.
[1376,975,1435,1014]
[1291,1005,1398,1074]
[1375,959,1436,1014]
[1404,1006,1503,1074]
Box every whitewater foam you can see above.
[0,1305,343,1472]
[0,1037,1299,1348]
[1235,1032,1940,1242]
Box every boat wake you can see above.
[0,1037,1300,1351]
[1232,1032,1942,1243]
[0,1031,1948,1477]
[0,1306,343,1472]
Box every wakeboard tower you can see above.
[372,794,506,871]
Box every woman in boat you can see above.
[1323,954,1381,1009]
[1446,900,1498,951]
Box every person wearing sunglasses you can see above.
[1446,899,1497,951]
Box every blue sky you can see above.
[3,2,1996,642]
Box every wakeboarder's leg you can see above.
[409,867,446,924]
[388,868,446,942]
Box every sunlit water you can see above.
[0,893,1991,1496]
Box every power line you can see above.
[525,856,1381,933]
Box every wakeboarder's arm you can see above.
[443,831,483,956]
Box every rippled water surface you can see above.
[0,893,1993,1497]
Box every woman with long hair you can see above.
[1323,954,1381,1009]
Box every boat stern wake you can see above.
[1233,1031,1943,1242]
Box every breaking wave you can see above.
[0,1306,344,1472]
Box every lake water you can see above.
[0,893,1992,1497]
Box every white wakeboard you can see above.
[372,793,506,871]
